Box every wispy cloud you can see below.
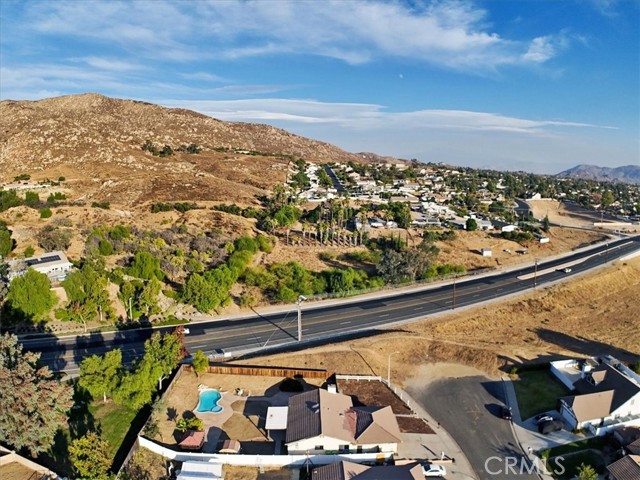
[16,0,574,73]
[161,98,613,134]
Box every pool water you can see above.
[196,389,222,413]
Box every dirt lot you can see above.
[337,379,412,414]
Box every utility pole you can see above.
[297,296,307,342]
[534,259,538,288]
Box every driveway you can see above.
[407,376,537,479]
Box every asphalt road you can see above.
[408,376,536,480]
[22,236,640,374]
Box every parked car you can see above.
[563,267,572,273]
[538,419,563,434]
[422,463,447,477]
[500,406,513,420]
[534,414,554,425]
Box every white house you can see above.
[8,251,73,281]
[284,388,402,455]
[551,356,640,434]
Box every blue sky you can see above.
[1,0,638,174]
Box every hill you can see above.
[0,93,366,206]
[557,164,640,184]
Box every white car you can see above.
[422,463,447,477]
[563,268,572,273]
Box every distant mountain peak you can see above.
[557,164,640,184]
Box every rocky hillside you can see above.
[0,93,366,205]
[557,164,640,184]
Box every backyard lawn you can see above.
[90,401,139,459]
[511,369,568,419]
[42,398,140,477]
[544,437,609,480]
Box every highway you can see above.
[22,236,640,375]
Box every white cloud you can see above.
[19,0,573,73]
[161,98,610,134]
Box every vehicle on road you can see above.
[534,414,554,424]
[500,406,513,420]
[538,419,563,434]
[422,463,447,477]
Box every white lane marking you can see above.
[379,313,390,317]
[340,321,351,325]
[414,307,423,310]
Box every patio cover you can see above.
[265,406,288,430]
[176,461,222,479]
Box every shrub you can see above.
[256,234,273,253]
[58,176,65,182]
[98,239,114,256]
[91,201,110,209]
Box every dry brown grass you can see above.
[224,466,293,480]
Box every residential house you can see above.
[492,220,518,233]
[285,388,402,455]
[312,460,422,480]
[551,356,640,433]
[606,455,640,480]
[8,250,73,281]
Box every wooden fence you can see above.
[184,363,332,379]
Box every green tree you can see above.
[69,431,112,480]
[24,191,40,206]
[62,265,113,329]
[466,218,478,231]
[128,251,163,280]
[182,272,218,312]
[577,463,597,480]
[6,269,56,320]
[138,276,161,317]
[542,214,550,232]
[192,350,209,377]
[0,333,73,456]
[98,239,114,256]
[601,190,614,208]
[114,361,156,409]
[39,207,52,219]
[0,227,13,258]
[143,331,183,390]
[79,349,122,402]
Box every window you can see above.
[314,445,323,451]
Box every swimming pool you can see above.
[196,388,223,413]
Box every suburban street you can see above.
[408,376,536,480]
[21,235,640,375]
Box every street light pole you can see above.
[388,351,400,385]
[297,296,307,342]
[534,259,538,288]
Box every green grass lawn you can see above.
[90,401,138,459]
[42,398,139,477]
[548,450,606,480]
[511,369,569,419]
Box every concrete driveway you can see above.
[407,375,537,480]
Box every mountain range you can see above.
[557,164,640,184]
